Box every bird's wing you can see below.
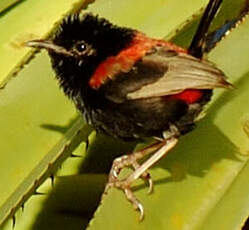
[101,47,230,103]
[126,48,230,100]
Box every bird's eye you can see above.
[72,41,96,57]
[74,42,87,53]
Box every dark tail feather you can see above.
[189,0,223,58]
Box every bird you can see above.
[26,0,230,220]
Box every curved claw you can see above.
[141,171,154,194]
[147,177,153,194]
[113,166,120,178]
[124,187,144,221]
[137,202,144,221]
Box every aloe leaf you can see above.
[29,174,108,230]
[0,117,92,227]
[0,0,99,227]
[0,0,93,86]
[0,0,22,14]
[85,0,209,38]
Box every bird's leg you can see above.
[131,160,153,194]
[105,141,165,193]
[104,137,178,220]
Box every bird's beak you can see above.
[25,39,73,56]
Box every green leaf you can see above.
[0,0,95,228]
[0,0,93,86]
[0,0,22,14]
[0,116,93,227]
[85,0,209,38]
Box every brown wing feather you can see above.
[127,48,231,100]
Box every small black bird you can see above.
[26,0,230,220]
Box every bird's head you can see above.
[26,13,134,98]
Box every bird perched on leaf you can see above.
[26,0,231,220]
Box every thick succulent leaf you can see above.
[0,0,22,13]
[0,0,95,227]
[85,0,209,38]
[0,0,93,86]
[88,12,249,230]
[3,174,107,230]
[0,116,93,227]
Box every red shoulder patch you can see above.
[89,33,187,89]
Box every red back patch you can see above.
[89,33,186,89]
